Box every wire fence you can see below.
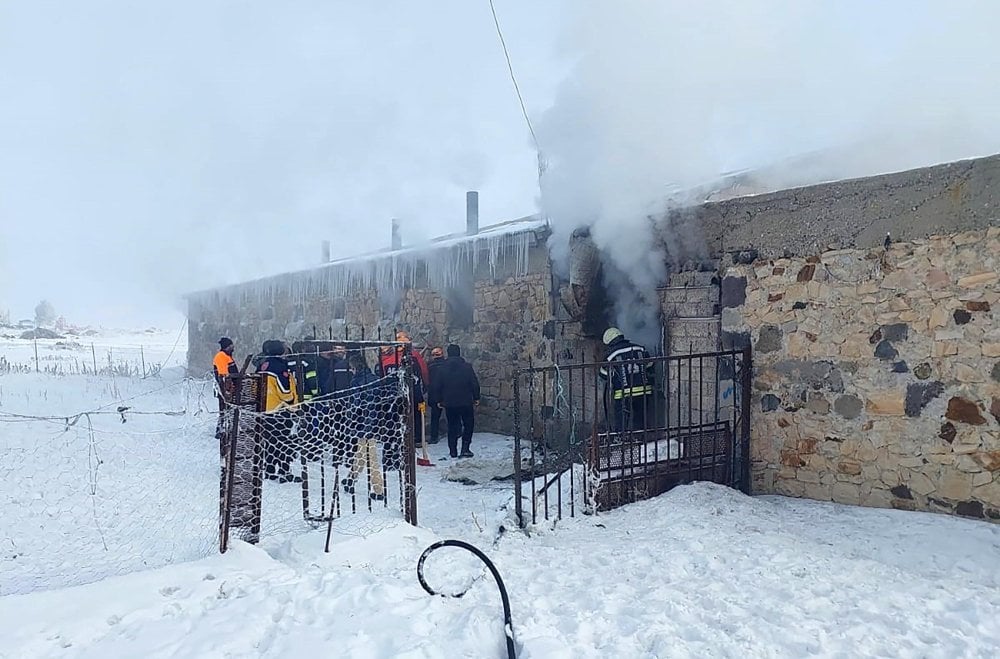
[0,338,184,379]
[0,375,219,597]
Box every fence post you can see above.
[403,347,418,526]
[140,345,146,378]
[219,376,241,553]
[33,336,39,373]
[91,343,98,375]
[513,372,523,527]
[740,346,753,495]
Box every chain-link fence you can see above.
[219,343,418,552]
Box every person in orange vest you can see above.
[213,338,239,448]
[213,337,239,393]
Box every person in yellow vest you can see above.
[256,340,301,483]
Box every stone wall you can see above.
[188,245,555,434]
[723,227,1000,520]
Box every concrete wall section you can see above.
[698,154,1000,258]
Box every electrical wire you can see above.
[488,0,540,154]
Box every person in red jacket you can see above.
[379,330,429,467]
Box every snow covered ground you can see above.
[3,335,1000,657]
[0,330,218,597]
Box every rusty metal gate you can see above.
[512,347,751,526]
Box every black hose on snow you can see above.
[417,539,516,659]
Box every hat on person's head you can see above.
[262,339,285,357]
[447,344,461,357]
[431,347,444,358]
[219,337,234,349]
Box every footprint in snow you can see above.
[159,585,181,597]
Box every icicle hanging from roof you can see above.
[188,219,544,307]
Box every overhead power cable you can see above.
[488,0,540,155]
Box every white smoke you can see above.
[538,0,1000,349]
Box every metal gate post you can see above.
[403,347,418,526]
[740,346,753,495]
[513,373,523,527]
[219,375,242,553]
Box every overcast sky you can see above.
[2,1,997,330]
[0,1,565,327]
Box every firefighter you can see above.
[289,341,324,462]
[257,339,301,482]
[379,330,429,469]
[599,327,654,432]
[318,342,352,465]
[289,341,321,401]
[426,346,445,444]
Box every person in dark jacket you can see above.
[315,343,352,464]
[430,344,480,459]
[425,346,445,444]
[341,352,385,500]
[288,341,321,401]
[598,327,654,432]
[321,343,352,396]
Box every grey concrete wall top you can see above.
[694,154,1000,259]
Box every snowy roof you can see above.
[187,215,549,303]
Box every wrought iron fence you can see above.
[513,347,752,526]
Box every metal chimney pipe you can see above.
[466,191,479,236]
[321,240,331,263]
[391,218,402,250]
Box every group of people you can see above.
[213,331,482,499]
[214,323,654,497]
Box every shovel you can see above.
[416,404,434,467]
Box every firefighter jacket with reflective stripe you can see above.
[599,338,653,399]
[257,357,298,412]
[288,357,320,401]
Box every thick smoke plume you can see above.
[538,0,1000,350]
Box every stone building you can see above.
[187,200,585,433]
[712,155,1000,521]
[189,154,1000,520]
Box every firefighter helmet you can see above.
[602,327,623,345]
